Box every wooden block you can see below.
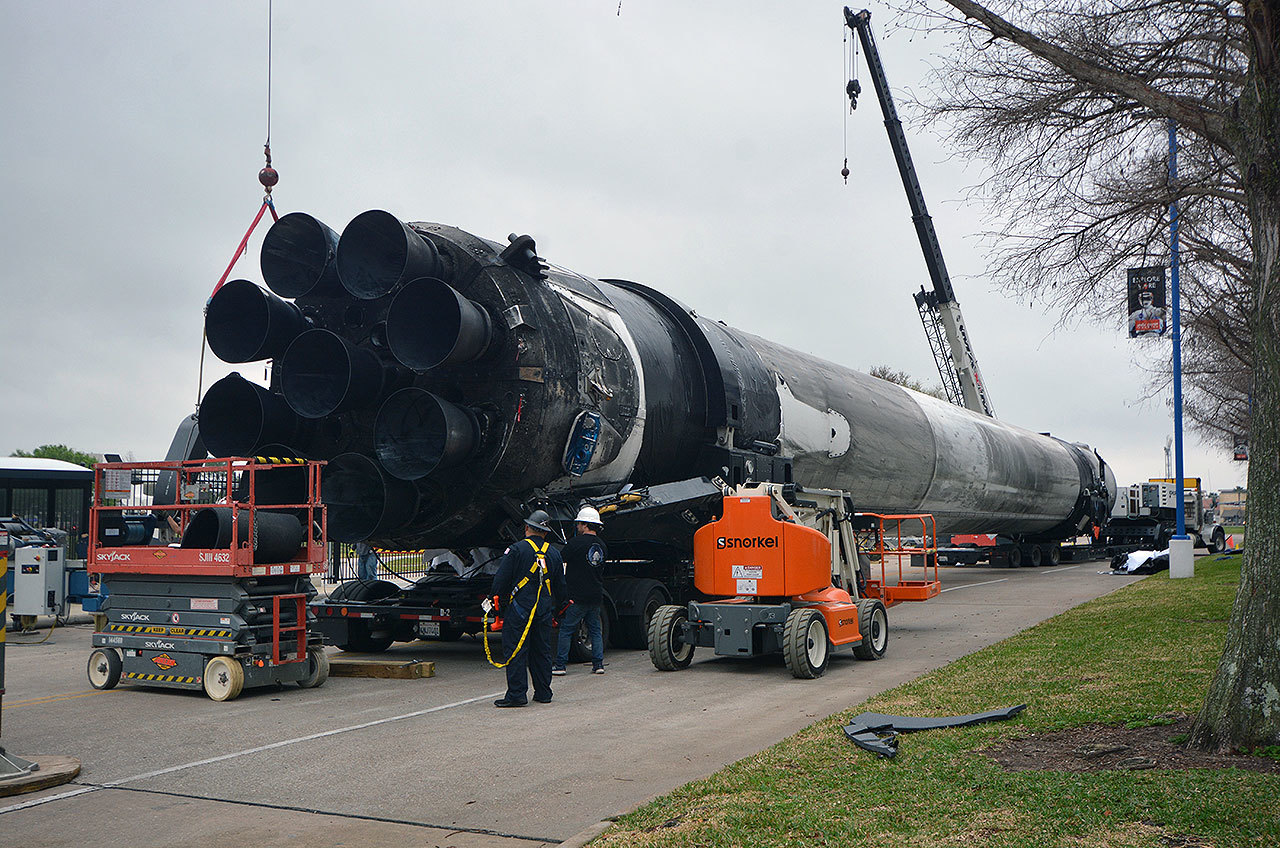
[327,656,436,679]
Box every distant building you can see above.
[1,457,94,535]
[1218,487,1247,524]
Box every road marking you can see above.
[0,690,505,816]
[1037,565,1081,574]
[3,690,107,709]
[939,578,1008,594]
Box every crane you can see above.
[844,7,996,418]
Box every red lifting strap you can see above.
[210,197,280,300]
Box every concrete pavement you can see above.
[0,560,1142,846]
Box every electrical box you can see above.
[1140,482,1176,511]
[12,546,66,617]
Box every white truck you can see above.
[1105,478,1226,553]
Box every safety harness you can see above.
[483,538,553,669]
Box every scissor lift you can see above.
[648,483,940,678]
[85,457,329,701]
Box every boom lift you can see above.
[647,484,939,678]
[844,7,995,418]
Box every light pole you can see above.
[1169,118,1194,578]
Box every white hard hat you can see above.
[574,505,603,526]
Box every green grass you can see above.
[596,555,1278,848]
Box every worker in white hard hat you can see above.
[552,505,609,675]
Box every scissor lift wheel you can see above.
[297,647,330,689]
[87,648,122,690]
[203,656,245,701]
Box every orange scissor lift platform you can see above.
[86,458,330,701]
[648,484,939,679]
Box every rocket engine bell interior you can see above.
[198,209,1115,552]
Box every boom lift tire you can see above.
[648,604,694,670]
[203,656,245,701]
[297,647,330,688]
[852,599,888,661]
[87,648,122,690]
[783,608,830,679]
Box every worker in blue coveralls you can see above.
[553,506,609,675]
[491,510,566,707]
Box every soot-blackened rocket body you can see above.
[198,210,1114,550]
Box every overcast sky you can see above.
[0,1,1247,493]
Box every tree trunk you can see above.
[1190,5,1280,750]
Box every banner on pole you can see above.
[1127,266,1168,338]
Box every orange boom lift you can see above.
[648,483,940,678]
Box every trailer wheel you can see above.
[1006,546,1023,568]
[87,648,122,690]
[203,656,245,701]
[339,620,394,653]
[611,578,669,648]
[648,604,693,670]
[297,647,330,688]
[852,600,888,661]
[567,605,612,664]
[1046,545,1062,566]
[783,608,829,679]
[1028,545,1043,567]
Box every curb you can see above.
[559,820,612,847]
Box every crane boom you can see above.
[844,7,995,418]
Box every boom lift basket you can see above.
[850,512,941,605]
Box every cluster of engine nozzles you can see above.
[198,210,495,541]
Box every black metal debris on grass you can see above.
[842,705,1028,758]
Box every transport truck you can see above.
[191,207,1117,656]
[937,477,1226,566]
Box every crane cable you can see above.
[196,0,281,410]
[841,13,860,184]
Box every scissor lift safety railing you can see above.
[88,457,328,577]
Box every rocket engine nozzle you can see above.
[279,329,388,418]
[321,451,420,542]
[374,388,479,481]
[336,210,443,300]
[205,279,310,364]
[387,277,493,371]
[198,373,300,457]
[261,212,342,298]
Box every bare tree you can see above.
[868,364,948,398]
[908,0,1278,751]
